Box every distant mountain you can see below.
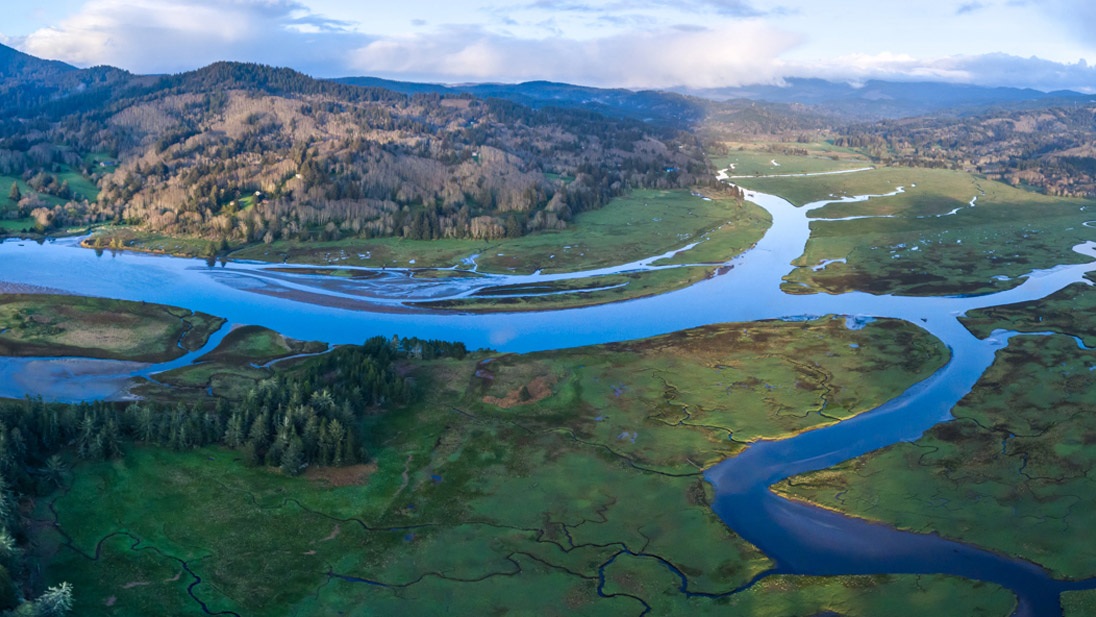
[696,78,1095,119]
[335,77,708,127]
[0,42,133,114]
[0,42,77,79]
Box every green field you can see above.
[777,332,1096,579]
[1,168,100,237]
[81,230,225,259]
[1,168,99,210]
[0,295,223,362]
[712,144,872,177]
[1064,590,1096,617]
[961,273,1096,347]
[35,316,953,616]
[735,167,1096,296]
[0,218,35,232]
[136,325,329,401]
[1,176,31,212]
[39,448,1013,617]
[228,188,769,275]
[198,325,327,365]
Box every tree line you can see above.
[0,334,466,615]
[0,61,711,243]
[833,104,1096,197]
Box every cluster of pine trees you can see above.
[70,336,467,470]
[0,397,84,615]
[0,334,466,614]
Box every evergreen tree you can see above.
[35,582,74,617]
[43,455,66,488]
[281,436,305,476]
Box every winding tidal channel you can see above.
[2,175,1096,615]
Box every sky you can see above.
[2,0,1096,92]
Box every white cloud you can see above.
[352,21,801,88]
[1040,0,1096,47]
[19,0,368,76]
[784,52,1096,93]
[9,0,1096,92]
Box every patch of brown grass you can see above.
[483,374,556,408]
[302,463,377,487]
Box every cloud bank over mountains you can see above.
[4,0,1096,93]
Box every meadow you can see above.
[28,315,966,616]
[778,330,1096,579]
[136,325,329,402]
[0,295,222,362]
[776,276,1096,579]
[710,143,872,177]
[1,168,100,234]
[736,167,1096,296]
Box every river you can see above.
[1,180,1095,615]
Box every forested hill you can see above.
[0,50,710,242]
[0,43,75,79]
[835,104,1096,197]
[335,77,709,127]
[701,78,1094,120]
[0,43,133,114]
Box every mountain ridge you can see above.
[688,77,1095,119]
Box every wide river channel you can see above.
[2,179,1095,615]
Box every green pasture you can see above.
[37,316,950,615]
[735,167,1096,296]
[83,230,225,259]
[711,145,872,178]
[1064,590,1096,617]
[0,218,35,232]
[1,168,99,211]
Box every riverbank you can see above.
[0,294,223,363]
[78,188,770,312]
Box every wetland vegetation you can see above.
[0,295,222,362]
[735,166,1094,296]
[776,277,1096,580]
[0,290,971,616]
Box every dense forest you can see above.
[0,55,710,243]
[0,335,465,615]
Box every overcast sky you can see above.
[3,0,1096,92]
